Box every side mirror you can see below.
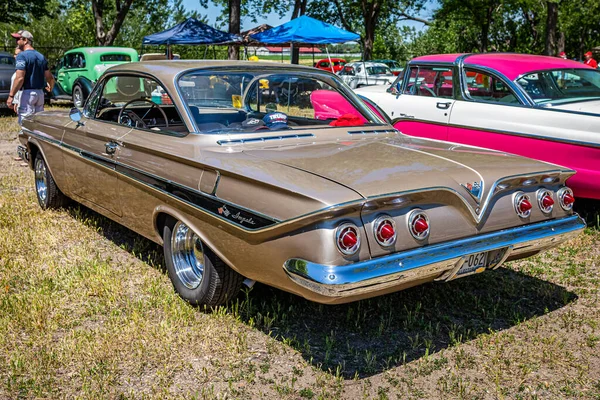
[69,107,84,127]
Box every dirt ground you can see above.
[1,109,599,399]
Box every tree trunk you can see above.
[362,22,375,60]
[228,0,240,60]
[557,31,565,55]
[544,1,558,56]
[290,0,307,64]
[92,0,134,46]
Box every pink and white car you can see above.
[356,53,600,200]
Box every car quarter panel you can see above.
[20,112,72,191]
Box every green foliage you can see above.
[0,0,53,24]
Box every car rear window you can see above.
[177,70,384,133]
[100,54,132,62]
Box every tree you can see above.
[0,0,52,24]
[308,0,428,60]
[228,0,241,60]
[91,0,135,46]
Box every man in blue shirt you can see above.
[7,30,55,124]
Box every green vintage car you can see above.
[54,47,138,107]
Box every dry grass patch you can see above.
[1,110,600,399]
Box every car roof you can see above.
[411,53,594,81]
[66,47,137,55]
[105,60,322,82]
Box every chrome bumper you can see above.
[17,145,29,162]
[283,215,585,298]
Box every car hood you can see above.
[548,99,600,114]
[243,135,563,200]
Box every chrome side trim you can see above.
[347,129,396,135]
[216,133,315,145]
[283,215,585,297]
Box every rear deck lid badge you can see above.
[461,181,484,202]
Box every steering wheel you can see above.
[419,85,436,97]
[118,98,169,129]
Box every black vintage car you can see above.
[0,51,15,109]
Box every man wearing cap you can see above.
[558,51,567,59]
[584,51,598,69]
[7,30,55,124]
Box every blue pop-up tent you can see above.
[250,16,359,45]
[142,17,241,45]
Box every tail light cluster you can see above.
[335,209,431,256]
[336,223,360,255]
[514,187,574,218]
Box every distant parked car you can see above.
[313,58,346,73]
[0,51,15,109]
[357,53,600,200]
[338,61,394,89]
[370,59,403,76]
[54,47,138,108]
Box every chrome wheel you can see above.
[73,86,83,108]
[34,157,48,203]
[170,221,205,289]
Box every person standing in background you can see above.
[10,46,22,114]
[558,51,567,59]
[584,51,598,68]
[7,30,54,124]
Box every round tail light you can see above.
[408,210,430,240]
[336,223,360,255]
[514,192,532,218]
[537,189,554,214]
[558,187,575,211]
[373,215,396,247]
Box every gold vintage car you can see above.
[17,61,585,307]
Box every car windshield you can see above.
[516,68,600,105]
[177,70,382,133]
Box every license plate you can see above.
[456,251,488,276]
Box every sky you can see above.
[181,0,434,32]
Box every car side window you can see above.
[93,74,185,133]
[464,68,519,104]
[403,66,453,98]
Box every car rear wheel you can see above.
[72,84,85,108]
[34,152,69,209]
[163,219,244,307]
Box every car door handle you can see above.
[104,141,120,155]
[436,102,452,110]
[398,113,414,119]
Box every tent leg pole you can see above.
[204,45,208,59]
[326,46,334,73]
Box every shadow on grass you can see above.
[64,202,580,379]
[230,270,577,378]
[66,203,165,270]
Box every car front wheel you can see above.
[34,152,68,209]
[72,84,85,108]
[163,219,244,308]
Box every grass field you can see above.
[1,109,600,399]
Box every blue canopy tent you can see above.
[250,15,359,45]
[250,16,359,67]
[142,17,241,58]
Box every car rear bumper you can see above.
[283,215,585,298]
